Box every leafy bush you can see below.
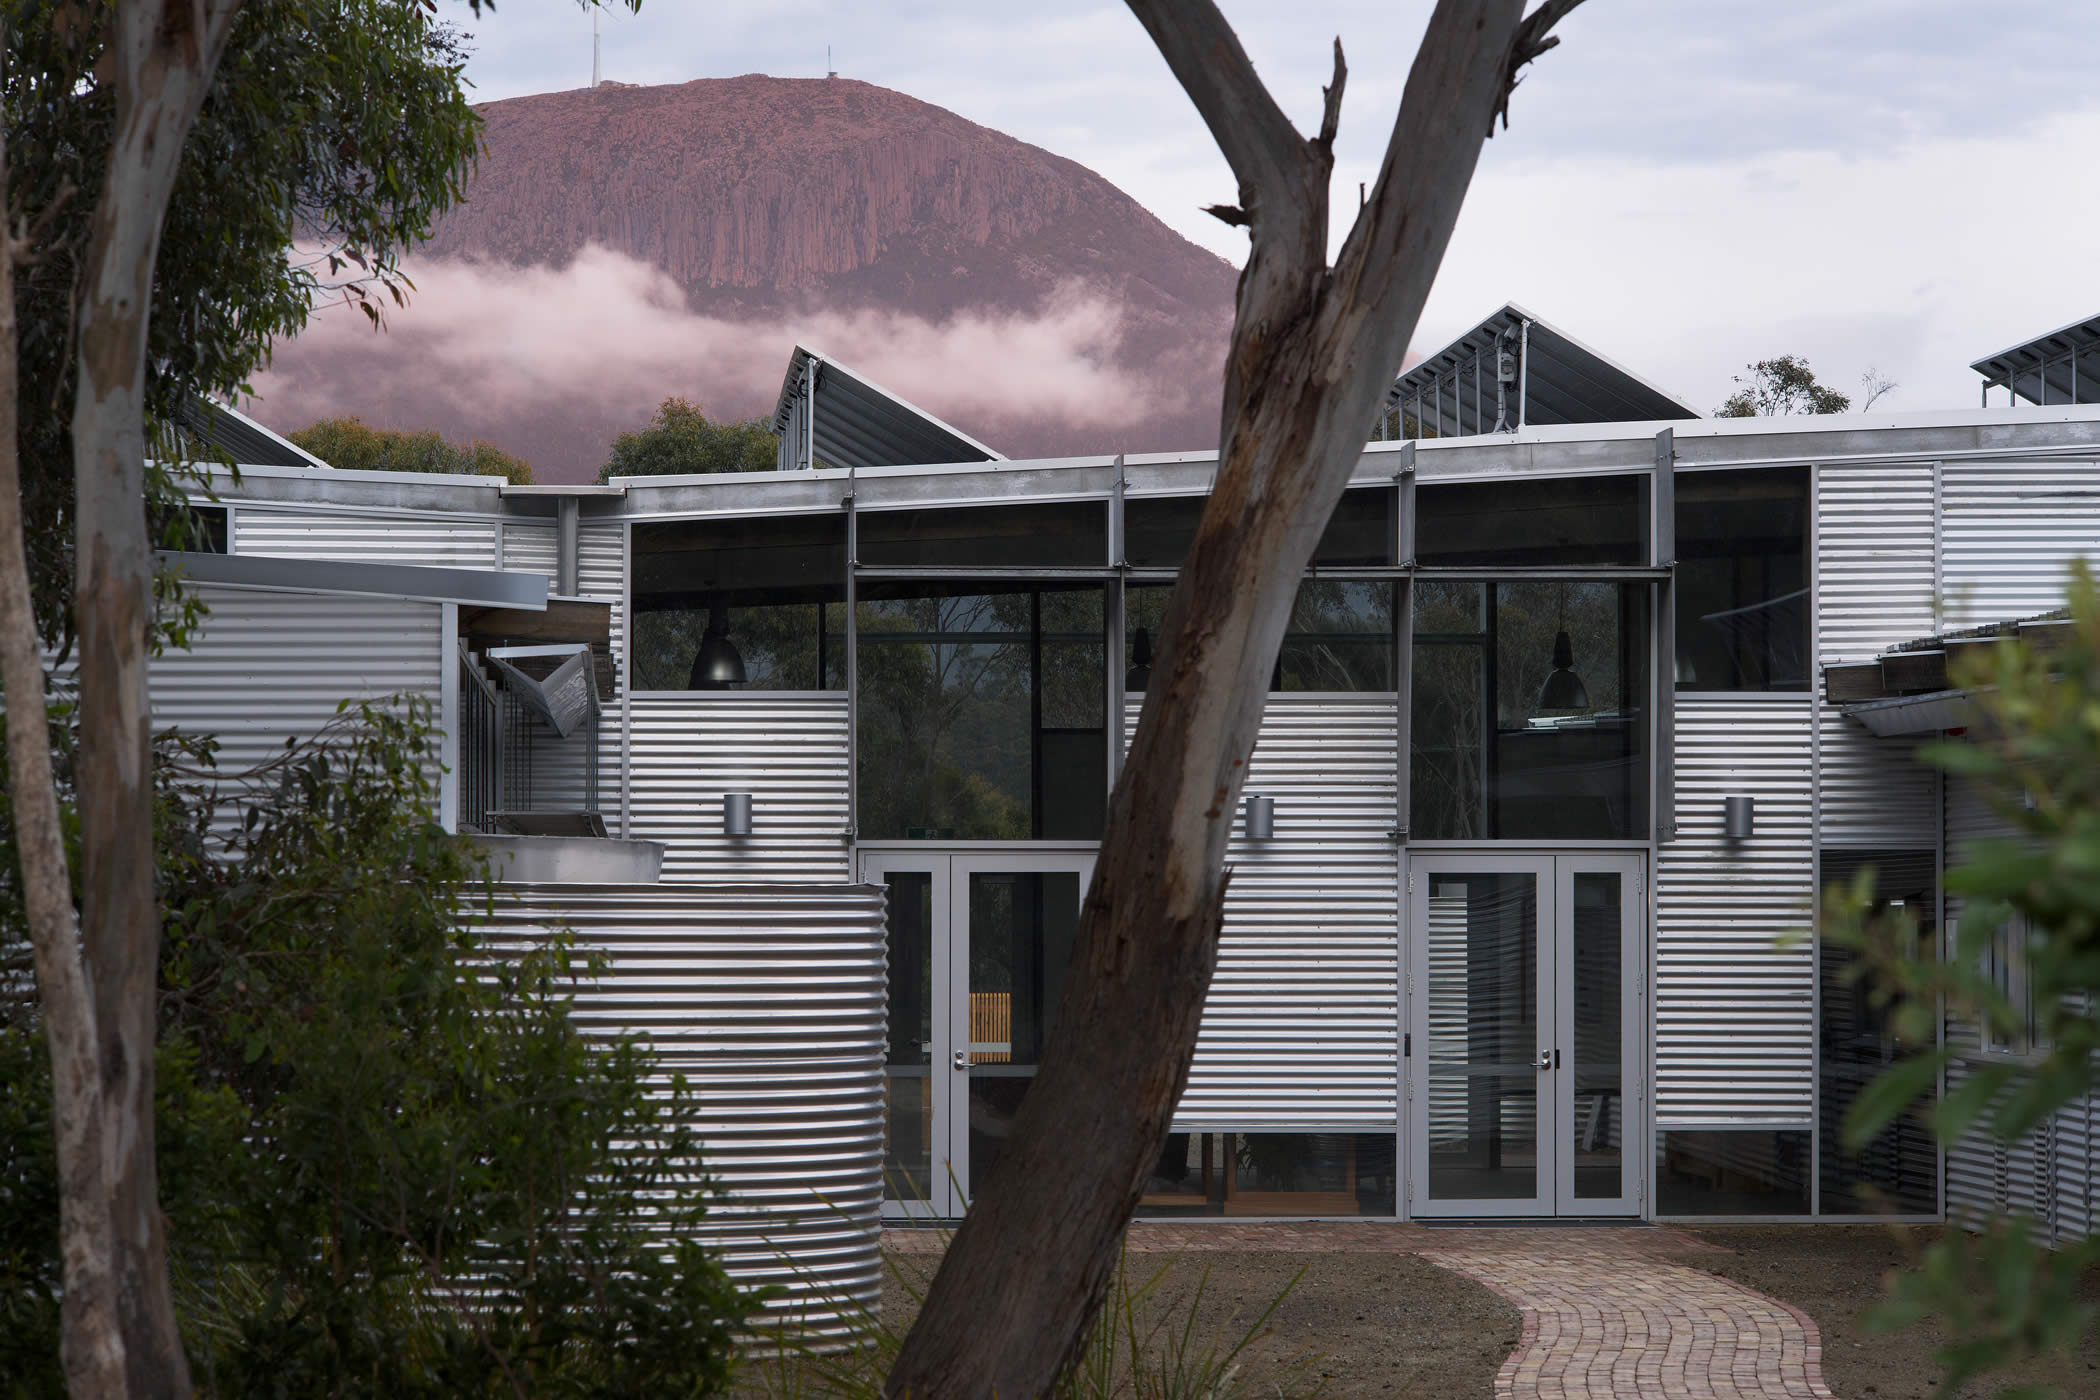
[1,698,754,1396]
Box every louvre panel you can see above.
[233,505,498,568]
[1816,462,1936,663]
[630,695,849,882]
[1656,697,1814,1125]
[1133,695,1400,1129]
[1816,708,1936,847]
[481,884,885,1340]
[151,584,443,783]
[1942,460,2100,627]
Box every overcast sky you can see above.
[449,1,2100,416]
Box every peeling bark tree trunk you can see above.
[885,3,1583,1395]
[0,127,129,1399]
[67,3,242,1395]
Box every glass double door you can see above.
[862,849,1095,1219]
[1408,853,1644,1217]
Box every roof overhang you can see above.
[768,344,1004,472]
[1840,688,1975,738]
[161,550,548,611]
[1970,312,2100,402]
[1389,302,1701,429]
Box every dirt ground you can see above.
[1692,1225,2100,1400]
[737,1249,1520,1398]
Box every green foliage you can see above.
[4,0,482,646]
[0,699,754,1397]
[287,415,536,485]
[598,398,778,483]
[1828,562,2100,1396]
[1715,355,1852,417]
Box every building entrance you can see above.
[860,848,1096,1219]
[1407,853,1644,1217]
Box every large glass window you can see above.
[1656,1130,1811,1216]
[1124,487,1393,569]
[1676,467,1810,691]
[858,500,1106,569]
[1125,580,1395,693]
[1410,581,1649,839]
[1818,849,1939,1216]
[1416,474,1646,568]
[856,582,1105,840]
[631,514,845,690]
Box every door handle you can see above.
[1536,1049,1552,1071]
[953,1050,972,1071]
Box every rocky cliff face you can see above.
[255,76,1238,481]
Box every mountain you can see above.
[252,75,1239,483]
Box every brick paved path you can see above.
[886,1221,1834,1398]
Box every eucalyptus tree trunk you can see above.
[67,3,243,1395]
[885,3,1585,1395]
[0,124,129,1399]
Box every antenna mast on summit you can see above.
[827,44,838,79]
[592,10,601,89]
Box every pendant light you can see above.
[1125,627,1153,692]
[689,601,747,689]
[1536,583,1590,713]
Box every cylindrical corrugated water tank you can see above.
[482,883,887,1345]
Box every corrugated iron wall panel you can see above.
[151,584,443,779]
[1816,714,1936,848]
[481,883,885,1339]
[1132,694,1400,1129]
[234,505,498,569]
[1816,462,1936,664]
[1942,460,2100,627]
[630,695,850,882]
[1656,697,1814,1125]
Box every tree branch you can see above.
[1124,0,1313,233]
[1316,38,1347,153]
[1495,0,1587,133]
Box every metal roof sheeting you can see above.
[771,345,1004,471]
[174,398,332,470]
[1388,303,1700,433]
[1970,312,2100,403]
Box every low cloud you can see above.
[252,244,1211,480]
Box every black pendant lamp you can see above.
[1125,627,1153,692]
[1536,584,1590,713]
[689,601,747,689]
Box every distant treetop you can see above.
[1716,356,1852,417]
[597,398,778,483]
[288,417,534,485]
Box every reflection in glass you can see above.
[859,500,1106,568]
[1426,873,1539,1201]
[1137,1133,1397,1216]
[882,871,935,1203]
[1411,582,1648,839]
[631,514,846,689]
[1126,580,1395,693]
[1676,467,1809,691]
[1416,474,1646,567]
[1124,487,1393,569]
[1569,873,1623,1199]
[856,584,1105,840]
[966,871,1081,1195]
[1818,850,1939,1216]
[1656,1130,1811,1215]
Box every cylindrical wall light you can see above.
[724,792,754,838]
[1244,794,1276,841]
[1723,794,1754,841]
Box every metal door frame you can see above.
[1407,852,1556,1217]
[1550,852,1645,1216]
[861,847,1096,1220]
[1406,851,1646,1218]
[946,849,1096,1214]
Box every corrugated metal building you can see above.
[160,341,2100,1243]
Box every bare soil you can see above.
[736,1249,1520,1398]
[1691,1225,2100,1400]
